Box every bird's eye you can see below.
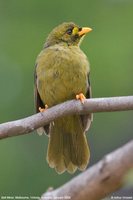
[66,28,73,35]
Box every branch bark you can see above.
[41,140,133,200]
[0,96,133,139]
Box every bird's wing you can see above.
[34,64,49,135]
[80,73,93,132]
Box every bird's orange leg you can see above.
[76,93,86,104]
[39,104,48,112]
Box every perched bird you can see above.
[34,22,93,174]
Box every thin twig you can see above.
[0,96,133,139]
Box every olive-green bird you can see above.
[34,22,93,174]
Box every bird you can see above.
[34,22,93,174]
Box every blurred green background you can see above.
[0,0,133,198]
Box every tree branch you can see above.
[0,96,133,199]
[41,140,133,200]
[0,96,133,139]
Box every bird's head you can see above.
[44,22,92,48]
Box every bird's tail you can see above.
[46,115,90,174]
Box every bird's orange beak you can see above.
[78,27,92,36]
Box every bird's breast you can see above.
[36,45,90,106]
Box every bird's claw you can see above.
[39,104,48,112]
[76,93,86,104]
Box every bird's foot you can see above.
[39,104,48,112]
[76,93,86,104]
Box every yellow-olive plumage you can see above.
[34,22,93,174]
